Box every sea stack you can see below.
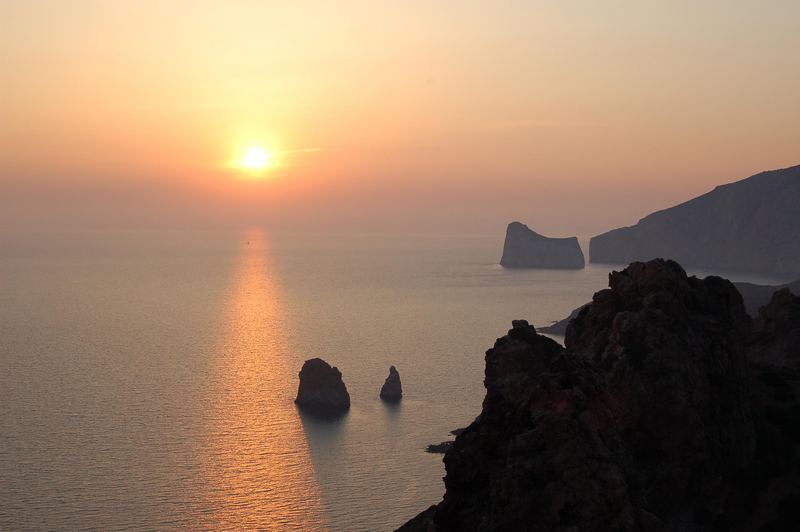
[379,365,402,402]
[295,358,350,417]
[500,222,584,269]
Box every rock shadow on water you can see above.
[297,407,350,439]
[381,396,403,419]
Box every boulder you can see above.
[500,222,584,269]
[380,365,403,402]
[294,358,350,417]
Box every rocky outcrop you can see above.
[294,358,350,417]
[538,304,590,335]
[424,427,468,454]
[734,279,800,316]
[590,165,800,275]
[380,365,403,402]
[748,289,800,367]
[400,259,800,531]
[539,279,800,336]
[500,222,585,269]
[425,441,454,454]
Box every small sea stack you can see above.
[295,358,351,417]
[380,365,403,402]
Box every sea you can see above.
[1,230,793,531]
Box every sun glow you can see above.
[241,146,272,170]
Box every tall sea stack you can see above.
[379,365,402,402]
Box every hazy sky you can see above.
[2,1,798,235]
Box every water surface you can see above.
[1,231,791,531]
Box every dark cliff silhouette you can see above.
[540,279,800,335]
[590,165,800,275]
[400,260,800,531]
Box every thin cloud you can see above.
[278,147,325,154]
[483,119,601,131]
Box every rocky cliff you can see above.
[500,222,585,269]
[540,279,800,336]
[590,165,800,275]
[400,259,800,531]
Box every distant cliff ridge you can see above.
[500,222,585,269]
[590,165,800,275]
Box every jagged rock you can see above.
[380,365,402,402]
[500,222,585,269]
[294,358,350,417]
[735,279,800,317]
[748,289,800,367]
[590,165,800,275]
[425,441,453,454]
[400,259,800,531]
[538,303,590,335]
[539,279,800,335]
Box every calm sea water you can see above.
[0,230,792,531]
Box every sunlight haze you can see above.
[2,0,798,234]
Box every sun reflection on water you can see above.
[196,231,327,531]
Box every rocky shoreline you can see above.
[399,259,800,531]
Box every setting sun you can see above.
[241,146,272,170]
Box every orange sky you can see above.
[2,1,798,235]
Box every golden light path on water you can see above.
[194,231,327,530]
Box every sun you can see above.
[240,146,272,170]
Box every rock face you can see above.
[590,165,800,275]
[425,441,453,454]
[400,259,800,531]
[734,279,800,316]
[294,358,350,417]
[500,222,585,269]
[380,365,403,402]
[748,289,800,367]
[397,506,437,532]
[537,303,590,335]
[540,279,800,335]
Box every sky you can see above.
[2,0,799,236]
